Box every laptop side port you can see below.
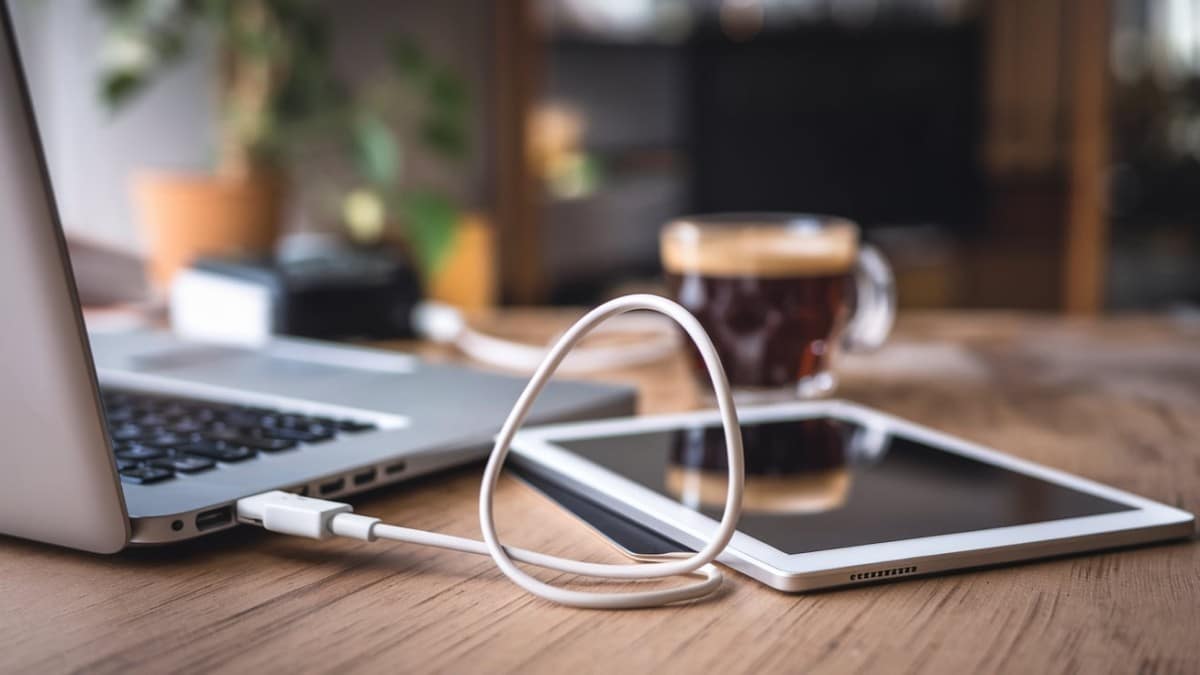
[384,461,407,476]
[353,468,378,486]
[195,506,233,531]
[319,477,345,495]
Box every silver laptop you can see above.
[0,9,634,553]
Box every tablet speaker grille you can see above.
[849,566,917,582]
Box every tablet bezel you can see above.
[510,400,1195,591]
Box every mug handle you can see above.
[842,243,896,352]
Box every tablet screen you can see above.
[553,417,1133,554]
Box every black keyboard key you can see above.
[194,409,218,423]
[222,411,263,428]
[116,446,166,461]
[105,407,135,424]
[120,465,174,484]
[151,455,215,474]
[167,419,205,434]
[115,458,140,471]
[110,425,147,442]
[203,428,250,443]
[203,430,297,452]
[139,433,190,449]
[160,404,189,418]
[222,405,265,417]
[337,420,378,433]
[262,427,334,444]
[248,437,300,452]
[238,436,299,452]
[276,415,309,428]
[179,442,257,462]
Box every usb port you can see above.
[384,461,407,475]
[195,506,233,531]
[319,477,345,495]
[353,468,377,486]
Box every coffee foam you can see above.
[664,465,850,513]
[661,221,858,277]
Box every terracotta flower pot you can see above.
[133,171,284,288]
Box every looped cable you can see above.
[476,294,745,609]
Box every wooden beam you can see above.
[1063,0,1111,314]
[492,0,545,304]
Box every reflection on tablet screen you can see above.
[554,417,1134,554]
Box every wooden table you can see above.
[2,311,1198,674]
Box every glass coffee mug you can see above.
[661,213,895,400]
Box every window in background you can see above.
[1109,0,1200,310]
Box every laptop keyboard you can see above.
[101,388,377,485]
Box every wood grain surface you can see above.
[1,311,1197,674]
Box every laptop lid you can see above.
[0,5,129,553]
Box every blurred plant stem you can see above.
[217,0,278,178]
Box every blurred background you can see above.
[9,0,1200,315]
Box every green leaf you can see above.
[389,35,427,79]
[426,68,466,111]
[420,116,466,160]
[398,191,458,273]
[150,30,186,61]
[100,71,146,108]
[351,113,401,186]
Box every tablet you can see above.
[509,401,1195,592]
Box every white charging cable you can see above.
[412,300,681,375]
[237,294,744,609]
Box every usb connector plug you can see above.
[236,490,378,540]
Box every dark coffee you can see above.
[666,271,852,389]
[665,418,854,513]
[670,418,851,475]
[661,216,861,396]
[663,215,892,398]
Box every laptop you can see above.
[0,8,634,554]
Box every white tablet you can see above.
[510,400,1195,592]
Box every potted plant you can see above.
[98,0,486,304]
[99,0,336,287]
